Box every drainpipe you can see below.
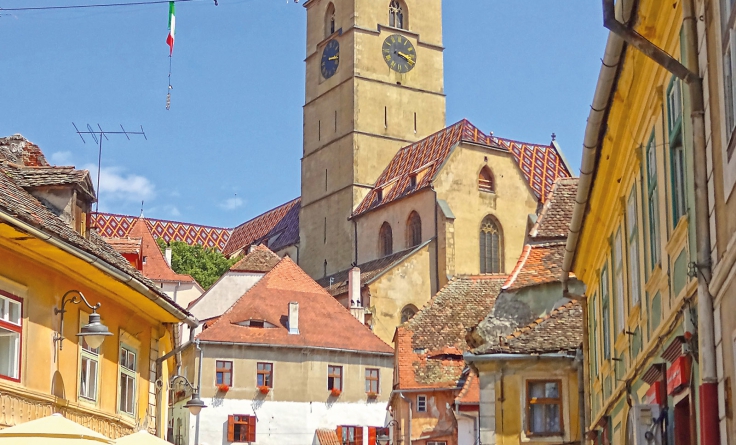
[431,184,440,292]
[575,347,586,445]
[194,339,203,445]
[399,392,412,445]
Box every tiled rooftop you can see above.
[126,218,196,283]
[102,237,142,255]
[474,301,582,355]
[353,120,571,217]
[316,429,341,445]
[503,242,568,291]
[529,177,579,240]
[223,197,301,256]
[197,257,393,354]
[3,164,95,199]
[229,244,281,273]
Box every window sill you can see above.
[665,216,689,256]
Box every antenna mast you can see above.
[72,123,147,212]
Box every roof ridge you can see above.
[503,244,532,290]
[230,197,301,231]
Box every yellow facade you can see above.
[300,0,447,277]
[474,358,581,445]
[569,0,702,439]
[0,219,190,438]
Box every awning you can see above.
[0,413,114,444]
[116,430,171,445]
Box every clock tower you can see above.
[299,0,446,278]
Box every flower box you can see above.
[217,384,230,392]
[330,388,342,397]
[367,391,378,399]
[258,385,270,395]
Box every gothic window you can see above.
[379,222,393,257]
[480,216,503,274]
[478,166,494,193]
[406,211,421,248]
[401,305,418,323]
[325,3,336,38]
[389,0,406,29]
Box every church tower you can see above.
[299,0,446,278]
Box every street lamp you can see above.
[53,290,112,351]
[377,420,399,445]
[170,374,208,416]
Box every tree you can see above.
[157,238,240,289]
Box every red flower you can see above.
[330,388,342,397]
[258,385,270,394]
[217,384,230,392]
[367,391,378,399]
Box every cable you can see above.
[0,0,205,12]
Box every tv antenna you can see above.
[72,123,147,212]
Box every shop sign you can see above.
[666,356,691,395]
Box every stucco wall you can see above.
[162,281,202,312]
[433,142,540,276]
[366,242,435,344]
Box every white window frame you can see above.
[78,311,100,403]
[0,290,21,382]
[626,188,641,308]
[416,395,427,412]
[719,0,736,198]
[613,228,625,334]
[118,340,138,416]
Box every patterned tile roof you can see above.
[316,429,341,445]
[529,177,579,241]
[395,275,506,389]
[0,163,191,319]
[474,301,582,355]
[503,242,568,291]
[316,243,426,297]
[353,120,571,217]
[229,244,281,273]
[3,164,96,199]
[197,257,393,354]
[92,213,231,251]
[223,197,301,257]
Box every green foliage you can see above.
[156,238,240,289]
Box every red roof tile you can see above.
[316,429,341,445]
[92,213,231,251]
[353,120,571,217]
[223,198,300,256]
[455,370,480,405]
[126,218,196,283]
[395,275,506,389]
[503,242,568,291]
[529,177,578,240]
[197,257,393,354]
[3,164,96,200]
[229,244,281,273]
[103,237,142,255]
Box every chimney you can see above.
[288,302,299,335]
[348,267,361,308]
[165,247,173,267]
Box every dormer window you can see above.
[237,319,275,328]
[376,188,383,202]
[409,174,417,189]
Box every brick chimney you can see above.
[288,302,299,335]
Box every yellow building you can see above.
[560,0,719,442]
[0,135,197,438]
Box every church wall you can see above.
[433,143,539,276]
[355,188,435,264]
[302,134,356,205]
[355,0,443,48]
[366,241,435,344]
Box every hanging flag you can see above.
[166,1,176,56]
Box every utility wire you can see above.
[0,0,206,12]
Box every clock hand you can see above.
[397,52,415,65]
[328,55,339,61]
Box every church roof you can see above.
[92,213,232,251]
[223,197,300,257]
[197,257,393,354]
[352,119,572,217]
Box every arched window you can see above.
[480,216,503,274]
[406,211,422,248]
[401,305,418,323]
[479,166,494,193]
[325,3,336,37]
[389,0,406,29]
[379,222,393,257]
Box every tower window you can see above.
[479,166,495,193]
[480,215,503,274]
[401,304,418,323]
[406,211,421,248]
[379,222,393,257]
[389,1,406,30]
[325,3,336,38]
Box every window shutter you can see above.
[368,427,377,445]
[355,427,364,445]
[247,415,257,442]
[227,415,235,443]
[336,426,343,445]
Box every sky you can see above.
[0,0,608,229]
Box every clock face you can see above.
[382,34,416,73]
[321,39,340,79]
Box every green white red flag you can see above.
[166,1,175,56]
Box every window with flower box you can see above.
[216,360,232,386]
[0,291,21,381]
[257,362,273,388]
[328,365,342,391]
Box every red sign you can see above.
[644,380,664,405]
[667,356,691,395]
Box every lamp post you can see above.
[169,374,207,416]
[377,420,399,445]
[53,290,112,351]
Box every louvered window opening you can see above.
[480,218,502,273]
[478,167,494,193]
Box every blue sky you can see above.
[0,1,608,229]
